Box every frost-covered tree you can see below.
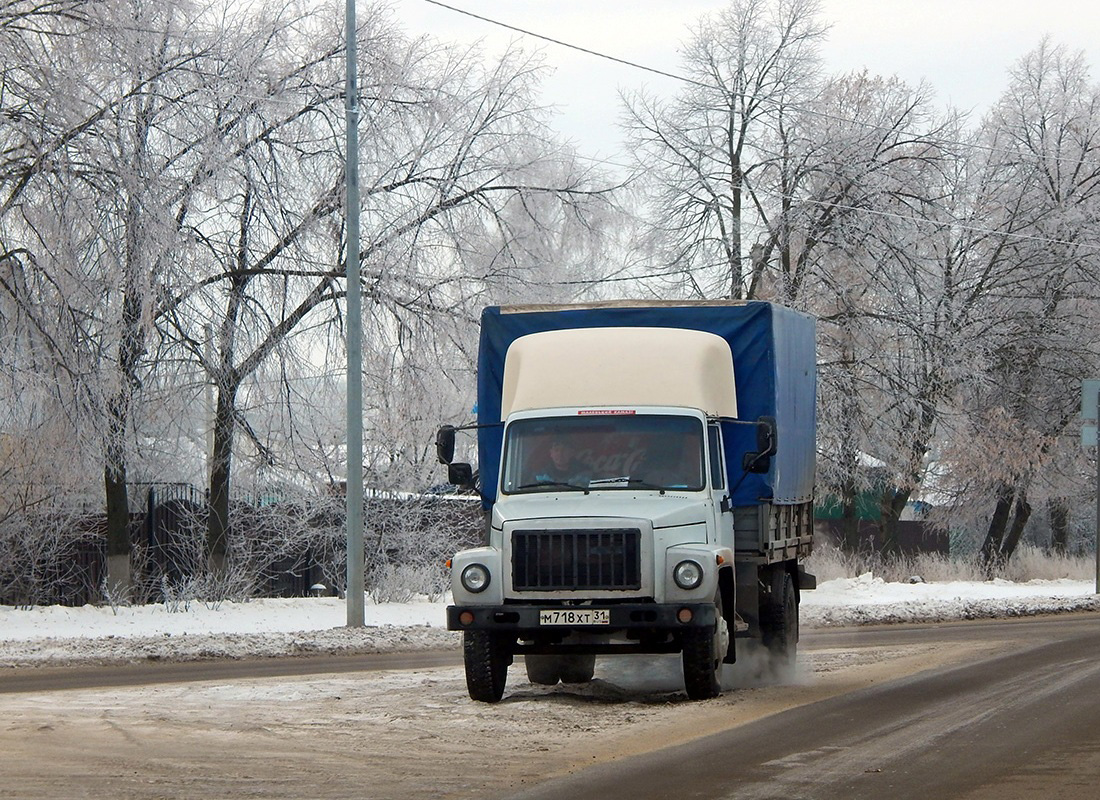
[748,71,953,302]
[620,1,965,553]
[807,98,975,552]
[931,41,1100,566]
[621,3,1100,564]
[149,15,615,568]
[1,0,205,590]
[0,2,99,511]
[623,0,826,299]
[0,0,616,600]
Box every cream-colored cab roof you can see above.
[501,327,737,418]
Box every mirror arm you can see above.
[443,422,503,434]
[436,421,503,465]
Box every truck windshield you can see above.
[501,414,706,494]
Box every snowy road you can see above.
[2,579,1098,798]
[5,613,1099,799]
[511,613,1100,800]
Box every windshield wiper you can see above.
[588,476,667,492]
[515,480,588,491]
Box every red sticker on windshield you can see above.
[577,409,637,415]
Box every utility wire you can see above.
[420,0,1100,173]
[29,2,1100,174]
[13,2,1098,255]
[422,0,710,90]
[417,2,1100,249]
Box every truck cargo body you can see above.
[440,300,816,702]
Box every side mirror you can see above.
[436,425,456,465]
[756,416,777,457]
[448,462,474,488]
[741,416,777,474]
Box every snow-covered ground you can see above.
[1,575,1097,667]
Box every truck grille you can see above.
[512,528,641,591]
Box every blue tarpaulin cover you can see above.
[475,301,816,509]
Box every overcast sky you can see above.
[392,0,1100,159]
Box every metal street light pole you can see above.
[1081,380,1100,596]
[345,0,365,626]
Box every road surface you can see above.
[512,614,1100,800]
[1,613,1098,799]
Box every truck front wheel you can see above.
[681,590,728,700]
[464,631,513,702]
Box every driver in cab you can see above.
[534,438,587,485]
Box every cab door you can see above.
[707,422,735,549]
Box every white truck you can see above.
[437,301,816,701]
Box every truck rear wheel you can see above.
[464,631,512,702]
[559,653,596,684]
[762,569,798,666]
[682,590,728,700]
[525,653,596,685]
[525,654,561,686]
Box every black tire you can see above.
[682,590,729,700]
[762,569,798,666]
[464,631,512,702]
[559,653,596,684]
[525,654,562,686]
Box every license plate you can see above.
[538,608,610,626]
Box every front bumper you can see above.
[446,602,716,633]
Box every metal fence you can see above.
[0,484,483,607]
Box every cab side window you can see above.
[708,425,725,490]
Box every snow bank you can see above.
[0,596,445,641]
[802,573,1100,626]
[1,577,1097,667]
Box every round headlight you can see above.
[673,559,704,590]
[460,563,491,593]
